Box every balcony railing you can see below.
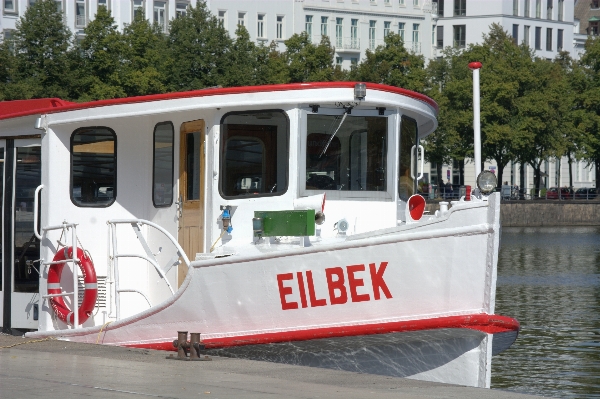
[76,15,87,27]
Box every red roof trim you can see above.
[125,313,518,351]
[0,82,438,121]
[0,98,75,118]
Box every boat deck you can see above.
[0,334,539,399]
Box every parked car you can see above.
[574,187,598,200]
[545,187,572,200]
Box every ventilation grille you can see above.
[78,276,107,309]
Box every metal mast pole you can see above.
[469,62,482,178]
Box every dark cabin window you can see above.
[71,127,117,207]
[220,110,289,198]
[153,122,174,207]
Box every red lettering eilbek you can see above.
[276,262,392,311]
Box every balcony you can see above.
[329,37,361,52]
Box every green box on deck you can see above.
[253,210,315,237]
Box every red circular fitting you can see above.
[468,61,483,70]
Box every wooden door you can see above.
[178,120,205,287]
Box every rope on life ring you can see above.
[47,246,97,326]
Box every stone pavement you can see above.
[0,334,541,399]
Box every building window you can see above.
[546,27,552,50]
[3,29,14,53]
[133,0,144,19]
[176,2,187,18]
[546,0,552,19]
[524,0,530,17]
[413,0,419,6]
[432,25,435,45]
[238,12,245,27]
[351,57,358,65]
[220,110,289,198]
[535,26,541,49]
[536,0,541,18]
[557,29,563,50]
[512,24,519,44]
[218,10,226,26]
[412,23,420,43]
[438,0,445,15]
[153,122,174,207]
[305,15,313,37]
[513,0,518,15]
[399,0,405,5]
[454,0,465,16]
[384,21,391,37]
[277,16,284,39]
[336,56,343,66]
[524,25,530,46]
[98,0,110,10]
[384,0,390,4]
[557,0,563,21]
[350,19,358,48]
[257,14,265,38]
[336,17,343,47]
[453,24,465,48]
[398,22,405,40]
[71,127,117,207]
[321,16,328,36]
[154,1,167,32]
[437,25,444,48]
[75,0,86,28]
[369,20,376,50]
[3,0,17,13]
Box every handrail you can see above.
[40,221,80,328]
[33,184,44,240]
[107,218,188,320]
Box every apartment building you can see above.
[432,0,576,60]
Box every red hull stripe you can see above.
[124,313,519,351]
[0,82,438,121]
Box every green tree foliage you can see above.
[121,11,169,96]
[350,33,426,92]
[166,0,232,91]
[284,32,341,83]
[9,0,73,99]
[579,36,600,189]
[223,25,270,86]
[0,38,15,101]
[73,5,126,101]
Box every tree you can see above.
[73,5,126,101]
[166,0,232,91]
[350,33,426,92]
[121,10,169,96]
[284,32,339,83]
[579,36,600,189]
[223,25,269,87]
[0,37,15,100]
[10,0,73,99]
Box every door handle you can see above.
[33,184,44,240]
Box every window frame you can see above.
[300,107,394,201]
[219,109,290,200]
[3,0,17,14]
[70,126,118,208]
[257,13,265,38]
[152,121,175,208]
[436,25,444,48]
[133,0,145,20]
[75,0,87,28]
[276,15,284,39]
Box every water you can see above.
[492,227,600,398]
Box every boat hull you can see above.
[27,194,516,388]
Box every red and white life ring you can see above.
[47,246,97,325]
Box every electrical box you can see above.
[253,210,315,237]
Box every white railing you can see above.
[107,219,190,320]
[40,221,82,327]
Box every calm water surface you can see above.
[492,227,600,398]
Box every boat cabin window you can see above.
[305,114,387,192]
[398,116,418,201]
[71,127,117,207]
[153,122,174,207]
[220,110,288,198]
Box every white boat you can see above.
[0,80,518,388]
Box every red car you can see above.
[545,187,571,200]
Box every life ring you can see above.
[47,246,97,325]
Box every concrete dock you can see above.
[0,334,541,398]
